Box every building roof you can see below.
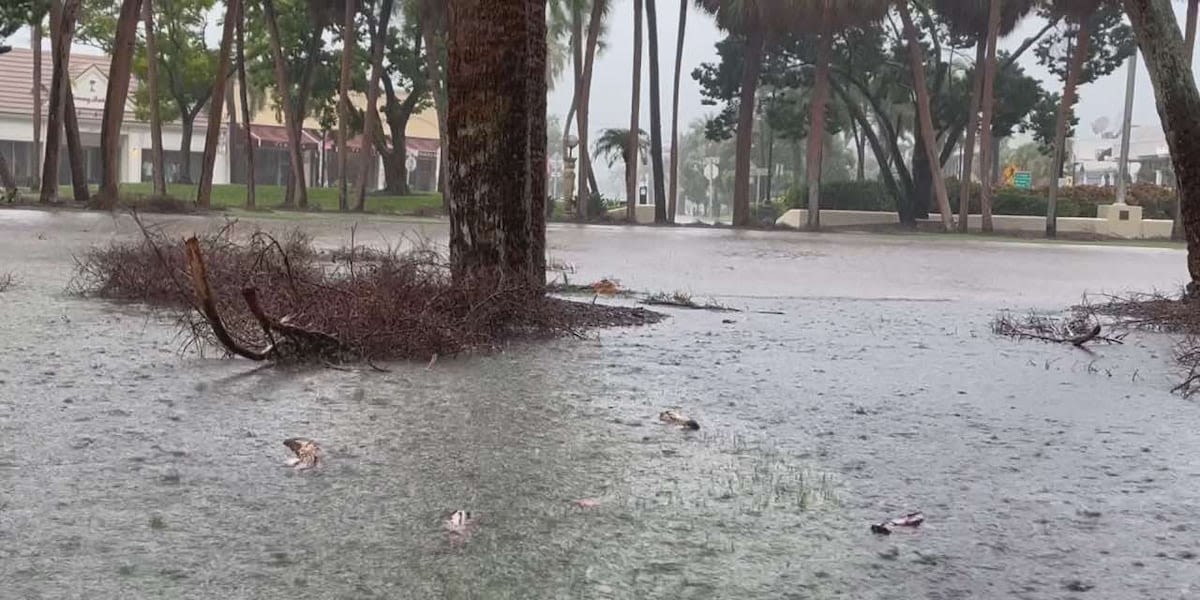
[0,47,130,120]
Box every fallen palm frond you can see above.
[991,311,1123,347]
[0,272,12,292]
[642,291,739,313]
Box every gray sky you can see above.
[7,2,1197,195]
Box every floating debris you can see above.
[444,510,479,544]
[573,498,601,510]
[283,438,321,471]
[659,409,700,431]
[871,511,925,535]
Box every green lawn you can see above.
[115,182,443,215]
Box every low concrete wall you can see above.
[606,204,657,224]
[776,208,1175,240]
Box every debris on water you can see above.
[283,438,321,471]
[573,498,601,510]
[659,409,700,430]
[722,319,736,324]
[871,511,925,535]
[444,510,479,545]
[1063,579,1095,592]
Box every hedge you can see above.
[784,179,1177,219]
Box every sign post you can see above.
[1013,171,1032,190]
[703,158,719,221]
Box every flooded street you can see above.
[2,209,1199,599]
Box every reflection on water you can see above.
[1,209,1199,598]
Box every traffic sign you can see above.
[406,155,418,172]
[1013,171,1032,189]
[704,163,719,180]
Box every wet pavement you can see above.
[1,208,1199,599]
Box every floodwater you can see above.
[2,208,1199,599]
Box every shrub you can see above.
[785,181,894,211]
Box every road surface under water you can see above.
[1,209,1198,599]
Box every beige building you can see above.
[0,47,441,192]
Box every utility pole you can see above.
[1115,50,1137,205]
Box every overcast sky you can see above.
[7,2,1196,195]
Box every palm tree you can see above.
[646,0,667,223]
[936,0,1036,232]
[142,0,166,197]
[667,0,686,222]
[1171,0,1197,241]
[1126,0,1200,291]
[235,4,255,209]
[596,128,649,217]
[696,0,773,227]
[197,0,237,209]
[796,0,889,230]
[574,0,611,218]
[628,0,643,221]
[97,0,142,208]
[897,1,954,231]
[1045,0,1108,238]
[446,0,548,287]
[30,3,47,191]
[262,0,309,209]
[40,0,78,203]
[336,0,356,212]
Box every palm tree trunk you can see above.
[64,78,88,202]
[898,1,953,231]
[0,151,14,198]
[356,0,394,211]
[98,0,143,208]
[806,25,832,231]
[197,0,237,208]
[420,27,449,209]
[1125,0,1200,291]
[1171,0,1198,241]
[575,0,605,218]
[31,23,43,191]
[1046,18,1092,238]
[236,13,255,209]
[977,0,1002,233]
[143,0,167,197]
[667,0,686,223]
[41,0,78,203]
[446,0,547,289]
[262,0,308,209]
[627,0,643,221]
[732,27,764,228]
[646,0,667,223]
[337,0,356,212]
[958,40,986,233]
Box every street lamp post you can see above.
[1115,50,1137,206]
[562,134,579,216]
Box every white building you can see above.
[1071,125,1175,188]
[0,47,226,188]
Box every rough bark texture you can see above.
[97,0,143,208]
[806,28,832,231]
[31,24,43,191]
[64,76,87,202]
[337,0,356,211]
[40,0,75,204]
[197,0,237,208]
[356,0,394,210]
[575,0,605,218]
[667,0,686,222]
[262,0,308,209]
[1171,0,1197,240]
[627,0,643,222]
[0,153,15,198]
[899,2,953,231]
[1046,19,1092,238]
[958,41,986,233]
[236,12,255,209]
[1125,0,1200,290]
[446,0,547,288]
[977,0,1002,232]
[646,0,667,223]
[143,0,167,197]
[732,28,764,228]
